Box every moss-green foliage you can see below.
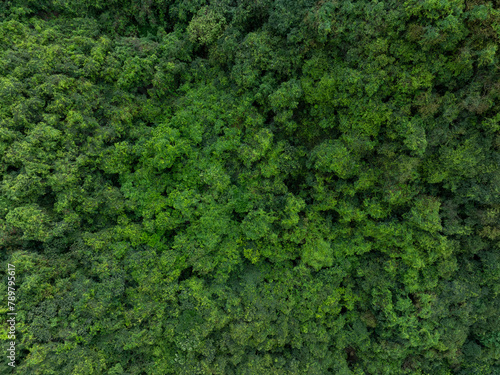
[0,0,499,374]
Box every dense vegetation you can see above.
[0,0,499,374]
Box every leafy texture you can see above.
[0,1,499,374]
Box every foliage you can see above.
[0,0,499,374]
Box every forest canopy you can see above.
[0,0,499,374]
